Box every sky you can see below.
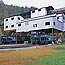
[2,0,65,9]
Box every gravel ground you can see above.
[0,44,52,51]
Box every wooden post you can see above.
[62,32,64,42]
[56,30,58,44]
[16,32,17,44]
[52,28,54,45]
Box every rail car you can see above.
[31,34,56,44]
[1,34,56,45]
[1,36,16,44]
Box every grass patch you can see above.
[54,47,65,50]
[27,43,65,65]
[0,47,55,65]
[0,43,65,65]
[27,51,65,65]
[53,43,65,50]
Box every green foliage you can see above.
[0,0,38,23]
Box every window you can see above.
[25,22,29,25]
[32,11,35,13]
[45,22,50,25]
[18,24,21,26]
[57,17,59,19]
[45,37,46,40]
[33,24,37,27]
[41,37,44,40]
[57,17,61,22]
[47,38,49,40]
[53,22,55,25]
[11,25,14,27]
[38,9,41,11]
[6,19,8,21]
[63,15,65,19]
[6,26,8,28]
[11,18,14,20]
[18,17,20,20]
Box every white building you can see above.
[4,7,65,33]
[4,16,24,31]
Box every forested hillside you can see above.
[0,0,37,23]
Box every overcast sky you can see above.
[2,0,65,9]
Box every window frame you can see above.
[6,26,8,28]
[11,25,14,27]
[38,9,41,11]
[57,17,59,19]
[18,24,21,27]
[45,22,50,25]
[11,17,14,20]
[33,24,37,27]
[6,19,8,21]
[18,17,20,20]
[25,22,29,25]
[32,11,35,13]
[53,22,55,25]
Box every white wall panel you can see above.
[38,8,47,16]
[16,17,53,32]
[31,10,38,18]
[4,16,24,31]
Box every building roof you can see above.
[9,6,54,19]
[50,7,65,14]
[9,11,31,19]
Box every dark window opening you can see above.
[6,19,8,21]
[18,24,21,26]
[11,25,14,27]
[18,17,20,20]
[11,18,14,20]
[6,26,8,28]
[57,17,59,19]
[45,22,50,25]
[53,22,55,25]
[38,9,41,11]
[33,24,37,27]
[32,11,35,13]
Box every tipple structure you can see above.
[4,6,65,44]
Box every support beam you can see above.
[16,32,18,44]
[62,32,64,42]
[55,30,58,44]
[52,28,54,45]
